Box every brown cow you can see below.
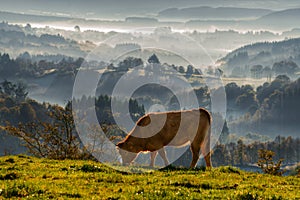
[117,108,212,168]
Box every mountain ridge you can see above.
[219,37,300,75]
[158,6,273,20]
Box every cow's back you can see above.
[119,108,211,152]
[165,108,211,146]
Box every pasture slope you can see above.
[0,155,299,199]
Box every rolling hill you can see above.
[219,37,300,75]
[256,8,300,29]
[0,11,71,23]
[158,6,272,20]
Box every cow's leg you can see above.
[150,151,158,167]
[190,141,201,168]
[158,148,169,166]
[201,134,212,169]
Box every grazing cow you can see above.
[117,108,212,168]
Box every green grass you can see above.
[0,155,299,199]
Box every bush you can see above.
[257,149,284,176]
[5,103,91,160]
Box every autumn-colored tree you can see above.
[5,103,90,160]
[257,149,284,176]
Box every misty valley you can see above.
[0,2,299,199]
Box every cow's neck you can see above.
[126,136,150,152]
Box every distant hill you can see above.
[0,11,71,23]
[158,6,272,20]
[159,7,300,31]
[256,8,300,29]
[0,22,87,58]
[219,37,300,75]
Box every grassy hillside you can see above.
[0,156,299,199]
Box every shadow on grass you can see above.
[159,165,206,172]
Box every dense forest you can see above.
[0,52,83,79]
[212,136,300,166]
[227,75,300,137]
[221,38,300,77]
[174,136,300,168]
[0,22,88,58]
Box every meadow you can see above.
[0,155,299,199]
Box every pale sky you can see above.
[0,0,300,19]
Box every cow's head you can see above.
[116,142,138,165]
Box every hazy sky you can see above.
[1,0,300,19]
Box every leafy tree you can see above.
[257,149,284,176]
[250,65,263,78]
[193,68,202,75]
[118,57,143,71]
[228,52,249,64]
[225,82,241,103]
[74,25,81,32]
[206,66,214,75]
[234,139,246,166]
[235,90,257,111]
[0,81,28,102]
[1,80,15,96]
[19,102,36,123]
[15,82,28,102]
[178,66,185,74]
[186,65,194,75]
[5,103,90,159]
[272,60,299,76]
[216,68,223,77]
[24,23,32,32]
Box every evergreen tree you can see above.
[148,54,160,64]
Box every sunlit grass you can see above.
[0,155,299,199]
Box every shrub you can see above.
[257,149,284,176]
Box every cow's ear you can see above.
[137,115,151,127]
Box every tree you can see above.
[263,66,272,80]
[24,23,32,32]
[193,68,202,75]
[74,25,81,32]
[5,103,89,160]
[272,60,299,76]
[206,66,214,75]
[257,149,284,176]
[225,82,241,102]
[15,82,28,102]
[1,80,15,96]
[19,102,36,123]
[186,65,194,75]
[250,65,263,79]
[219,121,229,144]
[216,68,223,77]
[234,139,246,166]
[235,90,257,111]
[148,54,160,64]
[178,66,185,74]
[118,57,143,71]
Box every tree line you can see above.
[212,136,300,167]
[225,75,300,137]
[0,52,83,79]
